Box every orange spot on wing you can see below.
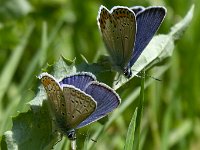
[42,78,52,87]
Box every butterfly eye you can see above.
[124,67,132,78]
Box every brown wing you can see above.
[39,73,70,131]
[62,85,97,129]
[97,5,136,71]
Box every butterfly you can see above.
[38,72,120,140]
[97,5,166,78]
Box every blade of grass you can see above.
[83,130,91,150]
[18,19,64,92]
[0,24,34,113]
[133,70,145,150]
[168,119,192,147]
[161,104,172,150]
[124,108,137,150]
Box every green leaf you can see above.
[53,56,76,79]
[158,5,194,61]
[124,108,137,150]
[2,101,59,150]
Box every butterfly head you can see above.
[66,129,76,141]
[123,67,132,78]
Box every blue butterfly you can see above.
[97,5,166,78]
[39,72,120,140]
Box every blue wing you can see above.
[59,72,96,91]
[76,81,121,128]
[129,6,166,67]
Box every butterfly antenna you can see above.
[132,69,162,81]
[91,139,97,143]
[54,136,63,146]
[145,74,162,81]
[51,132,63,149]
[114,73,122,85]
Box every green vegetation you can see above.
[0,0,198,150]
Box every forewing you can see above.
[77,81,121,128]
[129,6,166,67]
[59,72,96,91]
[62,85,97,129]
[97,5,136,70]
[39,73,69,131]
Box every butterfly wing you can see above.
[97,5,136,72]
[129,7,166,67]
[39,73,69,132]
[76,81,120,128]
[59,72,96,91]
[62,85,97,129]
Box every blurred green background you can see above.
[0,0,199,149]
